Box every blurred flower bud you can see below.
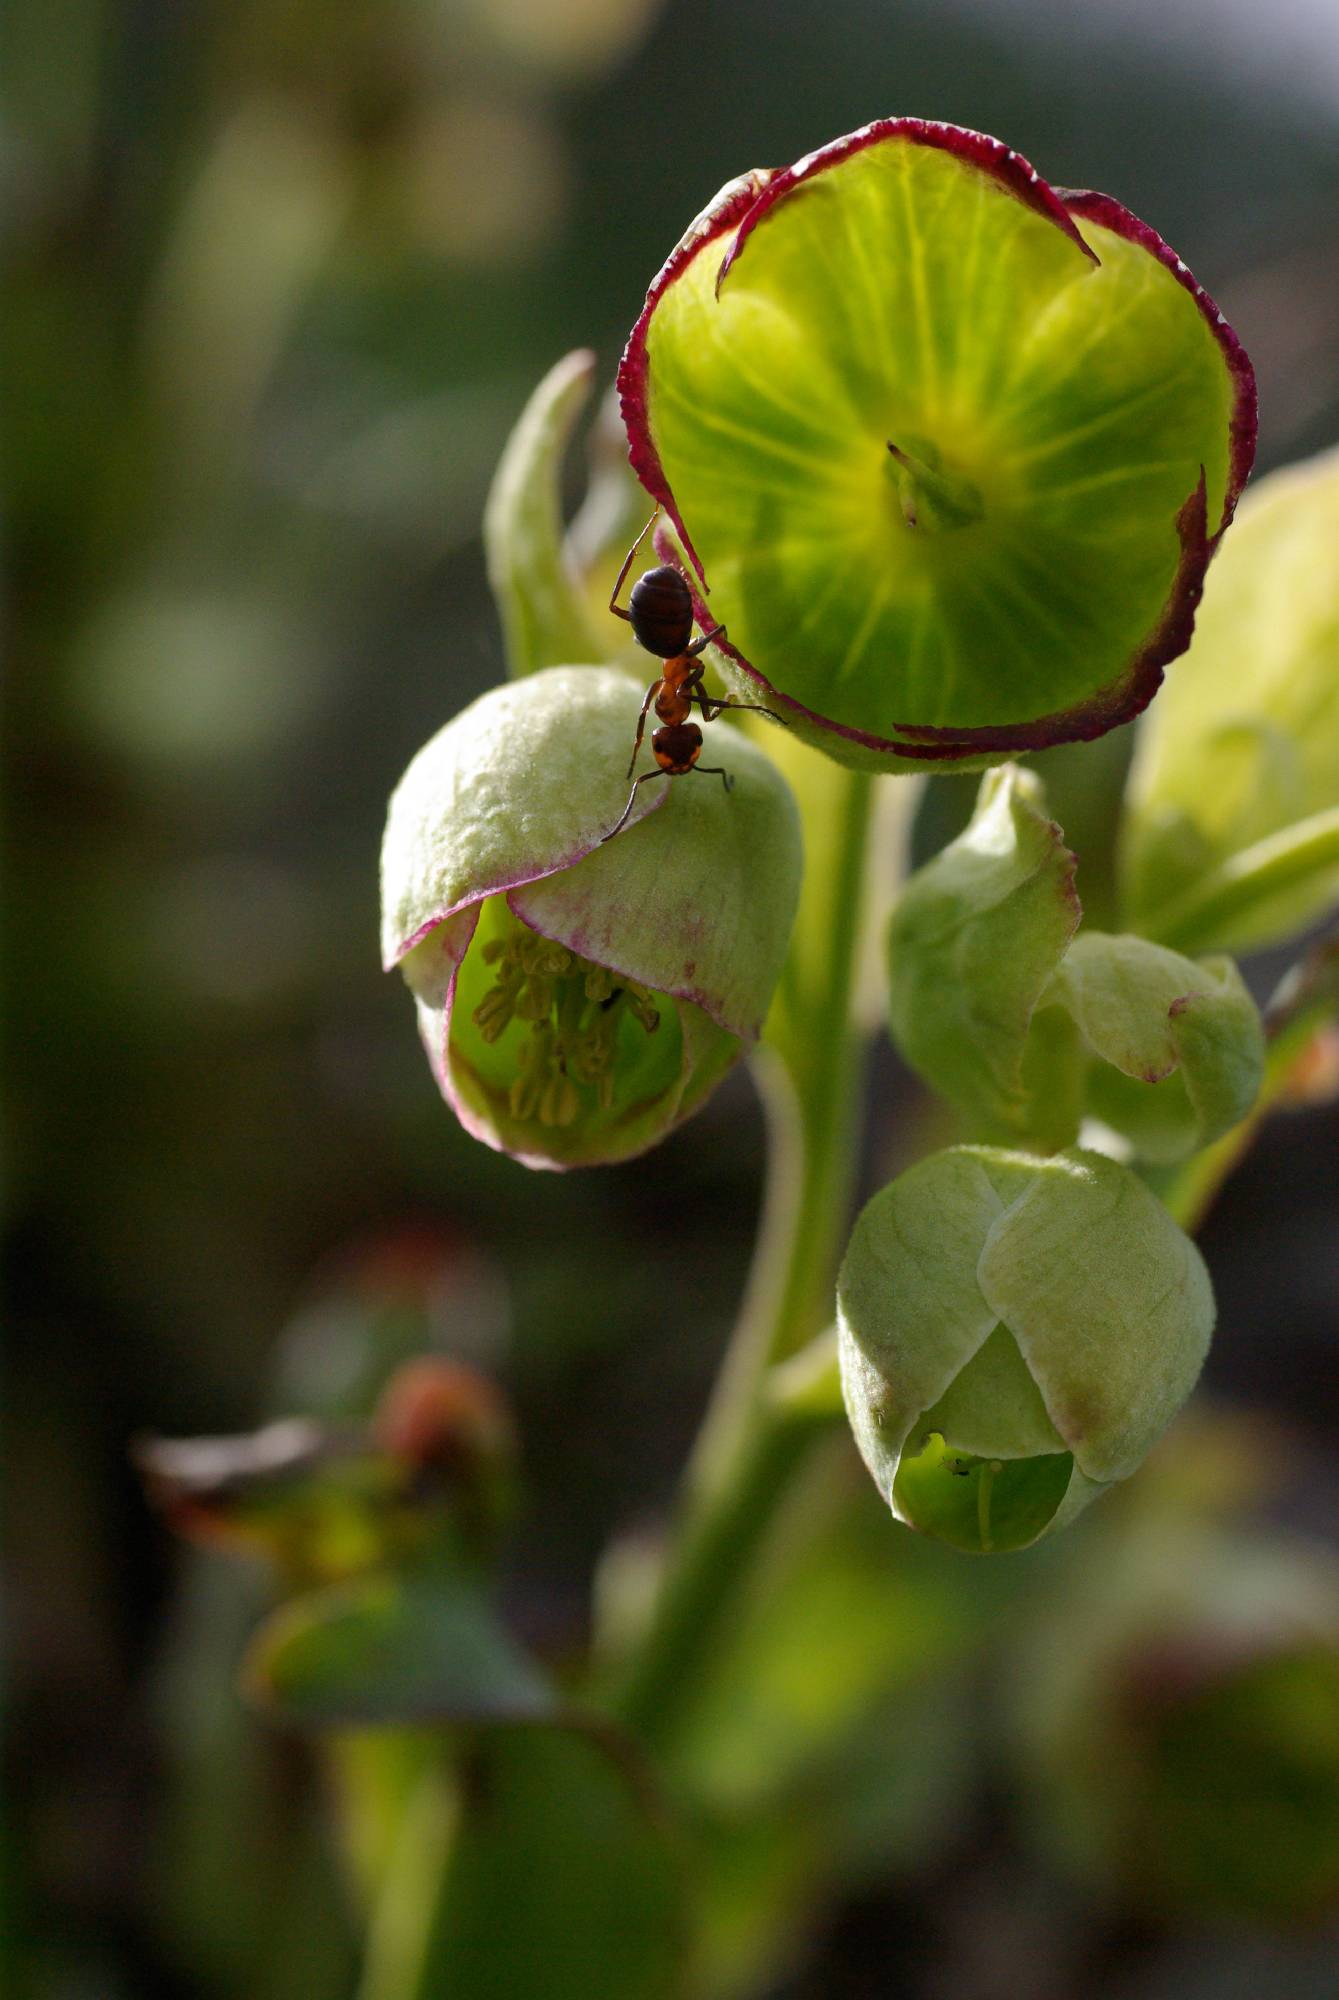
[837,1146,1214,1552]
[136,1420,406,1584]
[374,1357,517,1550]
[1014,1526,1339,1922]
[380,665,802,1168]
[140,1356,520,1581]
[620,120,1253,772]
[1122,443,1339,954]
[888,765,1264,1159]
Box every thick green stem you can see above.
[608,763,876,1750]
[611,1402,828,1747]
[765,770,875,1359]
[357,1756,459,2000]
[696,765,873,1468]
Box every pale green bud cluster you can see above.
[887,765,1265,1159]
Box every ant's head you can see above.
[629,564,693,659]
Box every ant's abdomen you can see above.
[652,721,703,774]
[629,566,693,658]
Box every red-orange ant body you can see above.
[602,512,783,841]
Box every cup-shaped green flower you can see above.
[619,120,1255,771]
[837,1146,1214,1552]
[380,666,802,1169]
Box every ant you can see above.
[601,510,784,842]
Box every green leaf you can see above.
[887,763,1080,1145]
[365,1730,686,2000]
[482,350,608,679]
[1012,1524,1339,1923]
[623,122,1252,768]
[1122,443,1339,952]
[245,1568,552,1727]
[668,1440,988,1810]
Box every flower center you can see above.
[471,912,660,1128]
[885,437,985,532]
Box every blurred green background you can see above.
[7,0,1339,1991]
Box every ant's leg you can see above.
[602,769,668,843]
[694,766,734,797]
[698,697,788,727]
[627,679,660,778]
[608,507,661,621]
[685,623,726,659]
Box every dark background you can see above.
[7,0,1339,1990]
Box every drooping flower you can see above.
[380,665,802,1168]
[838,1145,1214,1552]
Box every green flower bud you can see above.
[837,1146,1214,1552]
[482,349,615,680]
[1046,930,1264,1162]
[1122,442,1339,953]
[887,764,1081,1150]
[380,665,802,1168]
[887,765,1264,1159]
[619,120,1254,772]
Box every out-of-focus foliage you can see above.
[1012,1510,1339,1922]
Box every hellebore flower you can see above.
[837,1146,1214,1552]
[380,665,802,1169]
[619,119,1255,771]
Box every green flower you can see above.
[380,666,802,1168]
[837,1146,1214,1552]
[619,120,1254,770]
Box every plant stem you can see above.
[356,1756,459,2000]
[608,763,876,1750]
[610,1399,829,1746]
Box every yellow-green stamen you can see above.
[472,912,661,1128]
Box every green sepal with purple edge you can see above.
[620,120,1255,772]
